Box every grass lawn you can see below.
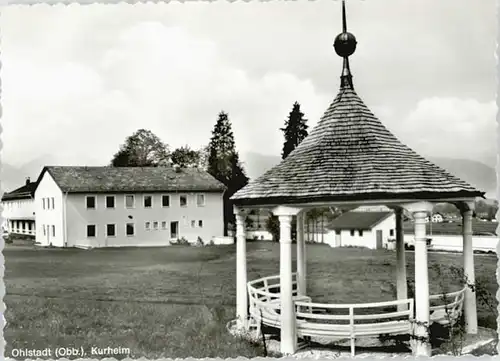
[4,241,498,358]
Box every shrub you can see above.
[4,233,14,244]
[339,245,369,250]
[170,237,191,246]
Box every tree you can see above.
[266,215,280,242]
[486,205,497,221]
[281,102,309,159]
[111,148,134,167]
[198,145,210,171]
[171,145,202,168]
[305,208,331,243]
[208,112,237,183]
[245,216,254,230]
[207,111,249,235]
[111,129,170,167]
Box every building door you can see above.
[170,221,179,239]
[335,230,341,247]
[376,230,383,249]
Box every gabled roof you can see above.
[403,220,498,236]
[231,85,484,206]
[36,166,226,194]
[328,211,393,230]
[1,182,37,201]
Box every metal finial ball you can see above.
[334,32,357,57]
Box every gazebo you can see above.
[230,1,484,357]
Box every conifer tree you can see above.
[281,102,309,159]
[207,111,249,235]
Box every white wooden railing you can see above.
[247,274,466,356]
[429,288,466,326]
[294,298,414,355]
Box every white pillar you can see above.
[279,214,296,354]
[296,212,306,296]
[235,208,248,329]
[462,208,478,334]
[395,208,407,311]
[302,213,307,292]
[413,210,431,356]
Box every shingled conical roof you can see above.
[231,2,484,206]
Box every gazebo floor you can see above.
[228,322,497,357]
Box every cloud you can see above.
[2,17,330,166]
[397,97,497,164]
[1,2,495,175]
[99,21,331,157]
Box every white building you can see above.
[424,212,444,223]
[403,220,498,253]
[34,166,226,248]
[1,178,37,237]
[325,211,396,249]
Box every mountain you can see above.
[3,152,496,200]
[240,152,282,180]
[240,152,497,200]
[426,157,497,199]
[1,154,59,193]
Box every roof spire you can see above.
[341,0,347,33]
[333,0,357,89]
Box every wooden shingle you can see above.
[1,182,37,201]
[232,84,484,206]
[37,166,226,194]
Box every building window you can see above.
[162,195,170,207]
[106,196,115,209]
[153,221,159,230]
[335,230,341,235]
[161,221,167,230]
[358,230,363,237]
[126,223,135,236]
[198,220,203,228]
[196,194,205,207]
[145,221,151,231]
[389,229,394,237]
[191,220,196,228]
[125,195,135,209]
[42,198,46,210]
[87,225,96,238]
[106,224,116,237]
[51,197,55,209]
[43,225,46,236]
[144,195,153,208]
[350,229,355,236]
[180,195,187,207]
[86,196,96,209]
[52,225,55,237]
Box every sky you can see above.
[1,0,497,171]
